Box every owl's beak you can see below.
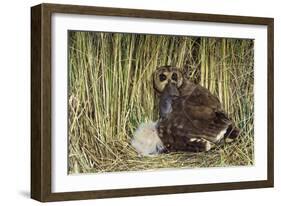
[164,81,179,96]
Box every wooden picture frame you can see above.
[31,3,274,202]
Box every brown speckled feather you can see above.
[157,80,233,151]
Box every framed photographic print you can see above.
[31,3,274,202]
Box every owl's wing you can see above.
[158,86,232,150]
[173,84,227,121]
[157,116,212,152]
[158,108,231,146]
[185,84,222,110]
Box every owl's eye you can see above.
[171,73,178,81]
[159,74,167,82]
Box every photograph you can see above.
[30,3,273,201]
[67,31,254,174]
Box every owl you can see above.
[152,65,240,153]
[131,66,240,156]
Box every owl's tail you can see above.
[131,121,165,156]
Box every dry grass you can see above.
[68,31,254,174]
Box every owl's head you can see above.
[153,66,184,93]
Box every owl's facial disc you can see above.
[153,66,183,93]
